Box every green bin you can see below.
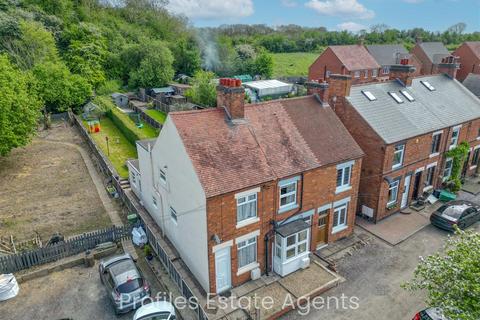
[127,213,138,224]
[439,190,456,202]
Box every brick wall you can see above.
[454,44,480,81]
[411,45,434,75]
[205,159,362,293]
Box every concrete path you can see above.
[40,138,123,227]
[356,211,430,246]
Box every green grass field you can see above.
[145,109,167,124]
[272,52,321,77]
[82,117,137,178]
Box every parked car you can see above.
[99,254,150,314]
[133,301,176,320]
[430,200,480,231]
[412,308,448,320]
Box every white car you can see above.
[0,274,19,301]
[133,301,176,320]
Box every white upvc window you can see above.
[159,168,167,185]
[279,178,299,213]
[450,126,461,149]
[326,70,331,78]
[354,71,360,78]
[392,144,405,169]
[170,206,177,223]
[387,179,400,206]
[431,132,442,155]
[332,202,348,233]
[382,66,390,74]
[372,69,378,78]
[152,196,158,208]
[237,236,257,269]
[284,229,309,261]
[336,161,353,193]
[130,172,137,187]
[236,193,257,223]
[443,158,453,181]
[426,165,436,187]
[364,70,369,78]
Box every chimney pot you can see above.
[389,64,416,87]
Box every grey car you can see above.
[430,200,480,231]
[99,254,151,314]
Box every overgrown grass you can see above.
[272,51,321,77]
[145,109,167,124]
[82,117,137,178]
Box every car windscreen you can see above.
[437,204,468,220]
[117,278,143,293]
[138,312,172,320]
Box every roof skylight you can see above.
[388,92,404,104]
[362,90,376,101]
[421,81,435,91]
[400,90,415,102]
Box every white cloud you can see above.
[281,0,298,7]
[337,21,368,32]
[305,0,375,19]
[167,0,254,19]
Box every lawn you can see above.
[82,117,137,178]
[272,52,321,77]
[145,109,167,124]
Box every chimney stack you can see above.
[437,55,460,79]
[217,78,245,120]
[328,74,352,99]
[306,81,329,106]
[389,60,416,87]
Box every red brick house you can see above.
[453,41,480,81]
[325,63,480,222]
[411,41,459,75]
[129,78,364,295]
[308,45,381,84]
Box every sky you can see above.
[166,0,480,33]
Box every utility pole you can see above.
[105,136,110,156]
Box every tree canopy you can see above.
[404,228,480,320]
[185,70,217,107]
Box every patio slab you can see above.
[356,211,432,246]
[462,176,480,195]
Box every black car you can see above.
[430,200,480,231]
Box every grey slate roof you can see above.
[151,87,174,94]
[346,74,480,144]
[418,42,450,63]
[463,74,480,97]
[366,44,408,66]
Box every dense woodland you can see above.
[0,0,479,156]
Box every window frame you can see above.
[426,165,436,187]
[332,202,349,233]
[392,144,405,169]
[280,229,309,263]
[336,161,354,193]
[354,70,360,78]
[364,70,369,78]
[382,66,390,74]
[387,179,400,206]
[236,193,258,224]
[431,132,442,155]
[237,236,257,269]
[152,196,158,208]
[159,168,167,186]
[278,178,299,213]
[450,126,461,149]
[443,158,453,181]
[372,69,378,78]
[472,148,480,167]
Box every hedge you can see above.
[94,96,158,145]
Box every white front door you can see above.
[215,247,231,294]
[401,175,412,209]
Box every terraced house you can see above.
[127,79,364,294]
[326,61,480,222]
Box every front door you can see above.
[412,171,422,200]
[462,151,471,178]
[401,174,412,209]
[215,247,231,294]
[316,210,329,247]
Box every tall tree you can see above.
[185,70,217,107]
[404,228,480,320]
[0,55,42,156]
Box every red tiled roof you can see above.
[169,96,363,198]
[330,45,381,71]
[465,41,480,58]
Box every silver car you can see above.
[99,254,151,314]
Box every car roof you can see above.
[108,259,141,285]
[447,200,478,208]
[425,307,449,319]
[134,301,175,319]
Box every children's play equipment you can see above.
[87,119,101,133]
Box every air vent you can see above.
[362,90,376,101]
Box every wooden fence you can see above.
[0,226,132,274]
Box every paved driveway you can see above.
[281,191,480,320]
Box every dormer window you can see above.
[389,92,404,104]
[421,81,435,91]
[400,90,415,102]
[362,90,376,101]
